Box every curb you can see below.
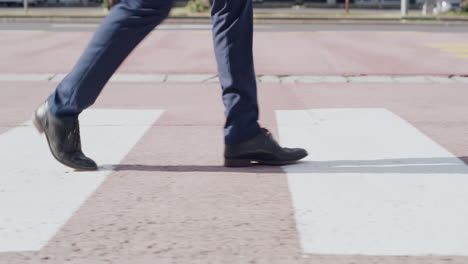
[1,73,467,84]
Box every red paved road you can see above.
[0,30,467,75]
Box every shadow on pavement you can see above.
[104,157,468,174]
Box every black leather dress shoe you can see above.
[33,102,98,171]
[224,128,308,167]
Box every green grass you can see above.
[445,11,468,17]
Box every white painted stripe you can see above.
[52,24,213,31]
[276,108,468,256]
[49,73,66,82]
[258,75,281,83]
[453,76,468,83]
[165,74,215,83]
[0,30,49,33]
[1,73,467,84]
[157,24,211,30]
[425,76,456,83]
[0,109,164,252]
[0,73,53,81]
[51,24,215,30]
[177,24,212,30]
[0,25,277,33]
[51,24,98,29]
[297,75,348,83]
[109,73,165,83]
[158,24,269,30]
[393,76,431,83]
[347,75,394,83]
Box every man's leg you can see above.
[211,0,260,145]
[34,0,174,170]
[211,0,308,167]
[49,0,174,120]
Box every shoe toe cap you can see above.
[285,148,308,161]
[70,154,98,171]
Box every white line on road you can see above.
[160,24,212,30]
[277,108,468,255]
[1,73,467,84]
[51,23,98,28]
[49,23,270,30]
[0,109,164,252]
[0,73,52,81]
[51,24,212,30]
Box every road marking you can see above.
[452,76,468,82]
[0,73,53,81]
[0,30,49,33]
[51,24,213,30]
[0,109,164,252]
[379,31,425,34]
[8,24,271,32]
[284,31,318,34]
[277,108,468,256]
[1,73,467,84]
[166,74,216,83]
[158,24,211,30]
[392,76,432,83]
[428,43,468,47]
[109,73,166,83]
[51,24,98,29]
[426,43,468,59]
[159,24,269,30]
[440,48,468,53]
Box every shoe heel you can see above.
[32,114,44,134]
[224,158,252,167]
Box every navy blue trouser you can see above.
[48,0,260,145]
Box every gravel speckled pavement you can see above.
[0,25,468,264]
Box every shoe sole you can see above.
[32,113,98,171]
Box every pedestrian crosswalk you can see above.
[2,108,468,257]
